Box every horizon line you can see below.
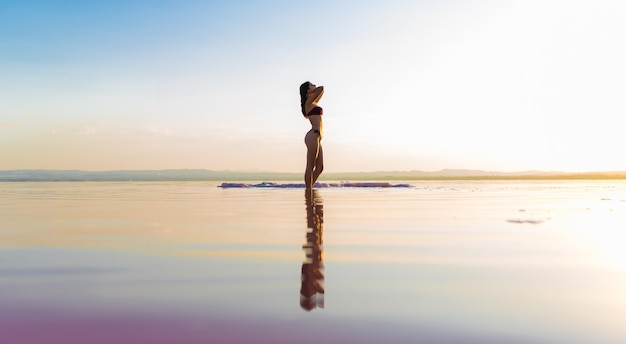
[2,168,626,174]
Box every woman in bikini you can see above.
[299,81,325,189]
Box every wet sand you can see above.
[1,181,626,343]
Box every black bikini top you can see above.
[306,106,323,116]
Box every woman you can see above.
[299,81,325,189]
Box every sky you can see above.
[1,0,625,173]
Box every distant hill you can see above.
[1,169,626,181]
[0,169,296,182]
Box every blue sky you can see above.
[2,0,625,172]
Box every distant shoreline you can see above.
[1,169,626,182]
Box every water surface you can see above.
[1,181,626,343]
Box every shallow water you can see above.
[1,181,626,343]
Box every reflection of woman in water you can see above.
[301,189,324,311]
[300,81,324,190]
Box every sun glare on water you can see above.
[569,191,626,271]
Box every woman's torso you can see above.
[308,114,322,134]
[305,105,323,134]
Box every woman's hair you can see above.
[300,81,311,116]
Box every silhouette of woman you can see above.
[300,189,325,311]
[299,81,325,189]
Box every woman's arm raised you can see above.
[306,86,324,108]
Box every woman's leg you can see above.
[304,133,322,189]
[311,144,324,185]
